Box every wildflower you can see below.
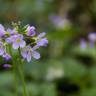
[37,32,46,38]
[0,24,5,37]
[21,45,40,62]
[6,36,13,44]
[6,28,17,35]
[0,41,5,56]
[89,40,94,48]
[80,39,86,49]
[88,33,96,41]
[0,23,48,62]
[11,34,26,49]
[3,53,11,61]
[27,26,36,36]
[36,32,48,47]
[37,38,48,47]
[49,14,70,29]
[3,64,12,68]
[88,33,96,48]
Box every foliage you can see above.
[0,0,96,96]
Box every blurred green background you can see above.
[0,0,96,96]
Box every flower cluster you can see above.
[80,32,96,49]
[0,23,48,62]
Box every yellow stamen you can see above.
[16,39,21,43]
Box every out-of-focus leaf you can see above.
[80,87,96,96]
[89,66,96,86]
[62,58,86,78]
[0,72,13,87]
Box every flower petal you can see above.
[3,64,12,68]
[80,39,86,49]
[3,53,11,61]
[0,49,4,55]
[20,41,26,48]
[37,32,46,39]
[12,43,19,49]
[27,52,32,62]
[32,51,40,59]
[0,24,4,30]
[37,38,48,47]
[0,24,5,37]
[7,28,17,35]
[6,37,12,43]
[88,33,96,41]
[18,34,23,39]
[32,45,39,50]
[21,49,27,58]
[27,26,36,36]
[90,40,94,48]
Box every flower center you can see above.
[5,32,10,36]
[16,39,21,43]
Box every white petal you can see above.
[27,52,32,62]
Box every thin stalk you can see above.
[8,46,18,96]
[18,48,27,96]
[13,59,18,96]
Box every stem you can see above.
[18,63,27,96]
[18,48,27,96]
[8,46,18,96]
[13,59,18,96]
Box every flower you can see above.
[3,53,11,61]
[11,34,26,49]
[88,33,96,48]
[0,23,48,62]
[37,38,48,47]
[6,28,17,35]
[89,40,94,48]
[0,24,5,37]
[3,64,12,68]
[27,26,36,36]
[6,36,13,44]
[36,32,48,47]
[88,33,96,41]
[37,32,46,38]
[0,41,5,56]
[49,14,70,29]
[21,45,40,62]
[80,39,86,49]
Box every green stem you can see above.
[13,60,18,96]
[18,63,27,96]
[8,46,18,96]
[18,48,27,96]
